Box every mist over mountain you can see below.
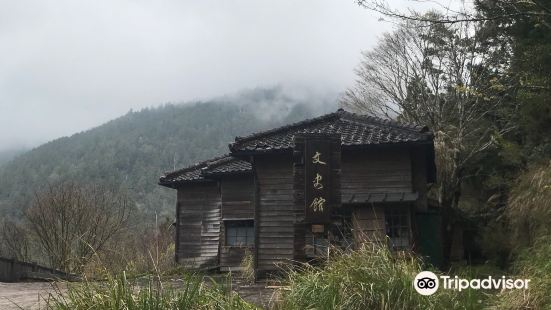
[0,87,337,219]
[0,148,28,167]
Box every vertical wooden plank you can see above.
[176,182,220,268]
[341,149,412,199]
[352,204,386,246]
[410,146,428,212]
[255,154,295,275]
[219,174,255,269]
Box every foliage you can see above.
[342,15,518,211]
[46,271,258,310]
[340,15,521,263]
[275,245,486,310]
[476,0,551,161]
[0,147,27,167]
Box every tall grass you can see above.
[45,271,258,310]
[491,236,551,309]
[506,161,551,248]
[275,244,485,310]
[240,248,255,285]
[488,162,551,308]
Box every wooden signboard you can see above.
[294,133,341,224]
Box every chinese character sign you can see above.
[304,137,333,223]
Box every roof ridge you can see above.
[338,110,429,133]
[201,155,242,172]
[229,111,341,150]
[160,154,230,179]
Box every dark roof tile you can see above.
[229,109,431,153]
[159,155,251,188]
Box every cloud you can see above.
[0,0,438,150]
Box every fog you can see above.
[0,0,448,152]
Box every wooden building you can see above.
[159,109,439,274]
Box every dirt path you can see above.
[0,282,57,310]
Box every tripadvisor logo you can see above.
[413,271,531,296]
[414,271,439,295]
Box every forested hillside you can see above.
[0,148,27,167]
[0,88,336,219]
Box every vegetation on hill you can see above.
[0,87,336,219]
[0,148,27,167]
[1,0,550,308]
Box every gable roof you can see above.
[229,109,432,154]
[201,156,252,177]
[159,155,252,188]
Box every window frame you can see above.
[225,220,255,247]
[384,205,412,251]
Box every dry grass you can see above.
[274,244,486,310]
[506,161,551,248]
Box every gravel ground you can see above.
[0,281,58,310]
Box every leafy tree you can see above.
[342,16,518,261]
[476,0,551,160]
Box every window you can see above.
[384,206,411,250]
[312,235,330,257]
[225,220,254,246]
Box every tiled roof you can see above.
[202,156,252,176]
[229,109,432,153]
[159,155,251,188]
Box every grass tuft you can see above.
[274,244,487,310]
[45,271,258,310]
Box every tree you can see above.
[356,0,551,28]
[341,17,518,261]
[0,219,32,261]
[25,182,133,272]
[477,0,551,160]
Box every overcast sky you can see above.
[0,0,448,151]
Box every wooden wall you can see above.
[352,204,385,245]
[341,149,412,201]
[171,146,428,272]
[410,146,429,212]
[221,175,254,220]
[255,154,296,275]
[176,182,220,268]
[219,175,254,270]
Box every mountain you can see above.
[0,87,337,219]
[0,148,28,167]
